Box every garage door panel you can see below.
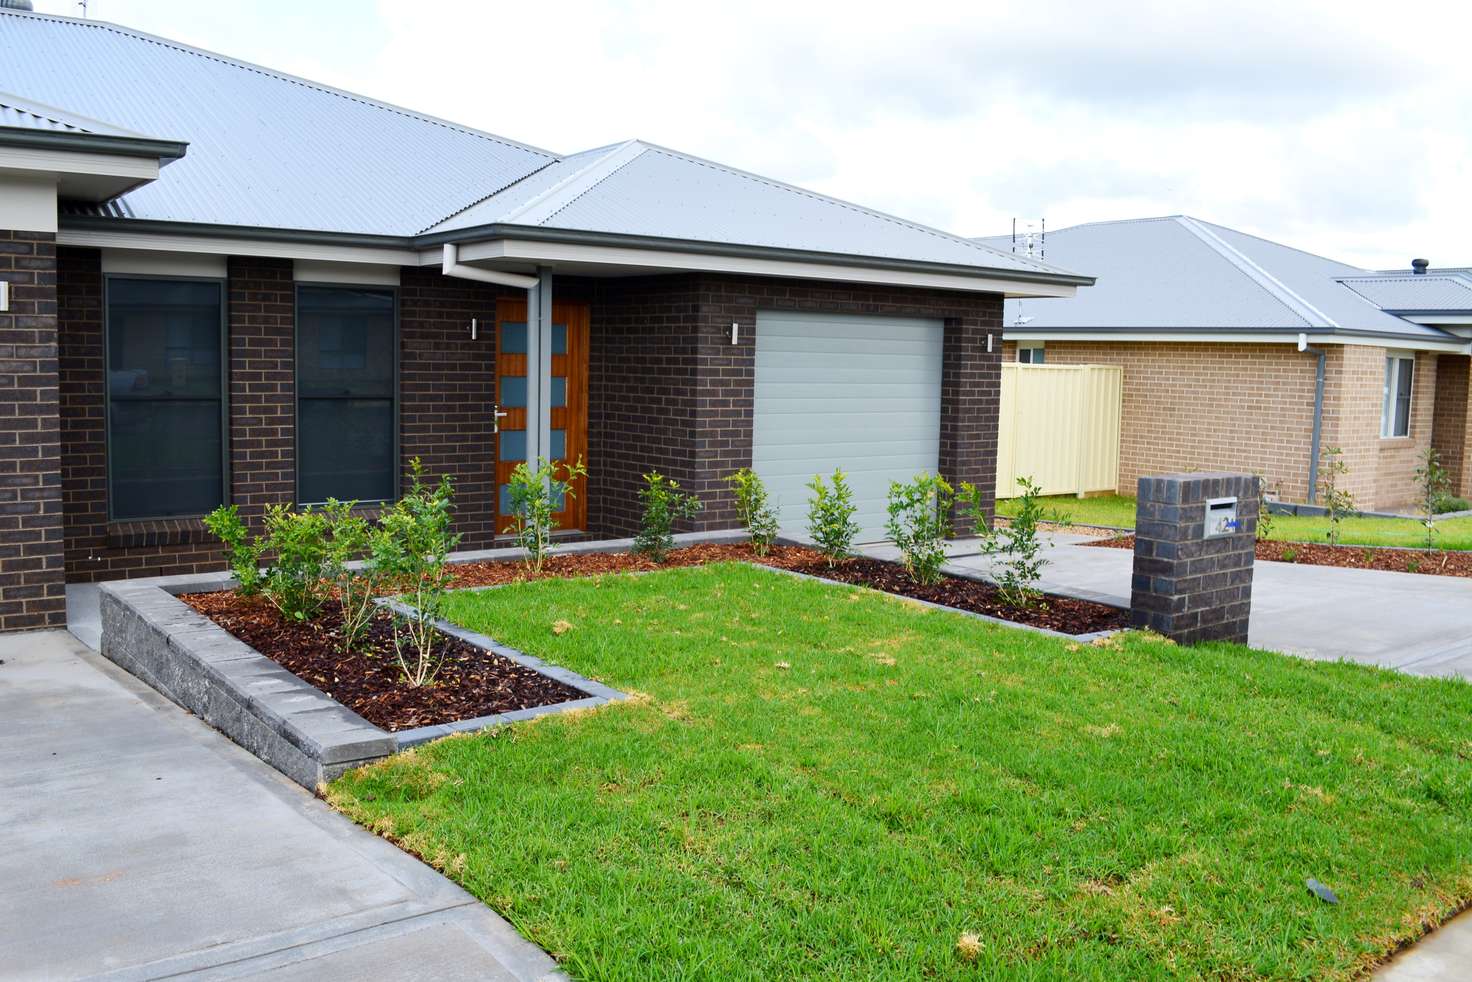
[753,310,942,542]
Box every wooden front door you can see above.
[494,297,589,534]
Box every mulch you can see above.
[1086,534,1472,578]
[179,592,588,732]
[181,541,1129,733]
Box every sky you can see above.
[31,0,1472,270]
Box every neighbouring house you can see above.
[0,7,1090,632]
[978,216,1472,510]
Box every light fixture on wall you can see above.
[731,321,739,345]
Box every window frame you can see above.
[293,280,401,507]
[1381,351,1415,439]
[102,272,230,523]
[1017,341,1045,364]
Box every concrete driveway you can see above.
[865,534,1472,678]
[0,629,562,981]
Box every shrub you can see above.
[727,467,780,556]
[1254,475,1274,542]
[1435,494,1471,515]
[1281,546,1298,563]
[370,460,461,687]
[885,473,954,586]
[321,499,377,652]
[204,504,263,595]
[633,471,702,563]
[806,469,860,567]
[258,504,334,623]
[1415,447,1450,552]
[505,457,588,572]
[1318,446,1356,547]
[969,476,1049,609]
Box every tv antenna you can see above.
[1010,218,1045,260]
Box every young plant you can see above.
[885,472,954,586]
[204,503,263,595]
[370,460,461,687]
[1254,475,1275,542]
[1414,446,1449,552]
[806,469,861,567]
[633,471,702,563]
[1318,446,1356,548]
[969,476,1049,609]
[504,457,588,572]
[259,504,333,623]
[321,499,376,652]
[727,467,780,556]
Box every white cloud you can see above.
[33,0,1472,269]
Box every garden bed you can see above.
[179,592,588,732]
[1087,534,1472,578]
[443,542,1129,635]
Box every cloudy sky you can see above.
[32,0,1472,270]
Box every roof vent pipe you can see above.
[1412,258,1430,275]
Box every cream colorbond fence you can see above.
[995,363,1123,499]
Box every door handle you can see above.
[494,406,509,433]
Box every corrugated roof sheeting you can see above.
[1337,275,1472,312]
[423,144,623,234]
[0,100,86,132]
[983,216,1463,341]
[0,10,554,235]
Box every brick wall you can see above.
[1432,355,1471,498]
[590,275,1003,537]
[0,230,64,629]
[1003,339,1440,510]
[228,257,296,523]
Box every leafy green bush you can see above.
[204,504,263,595]
[505,457,588,572]
[259,504,334,623]
[1435,494,1471,515]
[1318,446,1356,547]
[321,499,377,652]
[884,473,954,586]
[969,476,1049,609]
[370,460,461,687]
[727,467,779,556]
[805,469,860,568]
[633,471,702,563]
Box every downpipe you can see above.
[1298,333,1325,504]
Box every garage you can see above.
[752,310,944,542]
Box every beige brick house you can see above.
[980,217,1472,511]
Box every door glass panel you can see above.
[499,430,526,461]
[550,429,566,459]
[549,485,566,510]
[551,377,566,407]
[552,323,567,354]
[500,322,527,353]
[499,483,513,515]
[500,376,527,407]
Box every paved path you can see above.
[0,629,562,981]
[863,534,1472,679]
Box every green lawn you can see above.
[330,564,1472,979]
[999,493,1472,549]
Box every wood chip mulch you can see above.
[180,542,1129,733]
[179,592,589,732]
[1085,534,1472,578]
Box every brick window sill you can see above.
[1378,437,1416,449]
[107,517,213,550]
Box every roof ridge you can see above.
[1189,217,1367,274]
[571,139,1077,277]
[0,8,557,160]
[1174,217,1336,329]
[506,140,650,226]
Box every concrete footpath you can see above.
[0,629,563,981]
[864,533,1472,680]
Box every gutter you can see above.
[0,128,188,162]
[1298,333,1326,504]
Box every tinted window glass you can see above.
[107,278,224,519]
[298,286,396,502]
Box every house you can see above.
[0,6,1090,633]
[978,216,1472,510]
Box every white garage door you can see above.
[752,310,943,542]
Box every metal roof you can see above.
[0,9,1087,285]
[0,9,556,236]
[429,140,1078,276]
[978,216,1462,343]
[1337,274,1472,314]
[0,91,143,135]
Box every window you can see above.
[106,277,225,520]
[1018,342,1045,364]
[1381,353,1415,438]
[296,285,397,504]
